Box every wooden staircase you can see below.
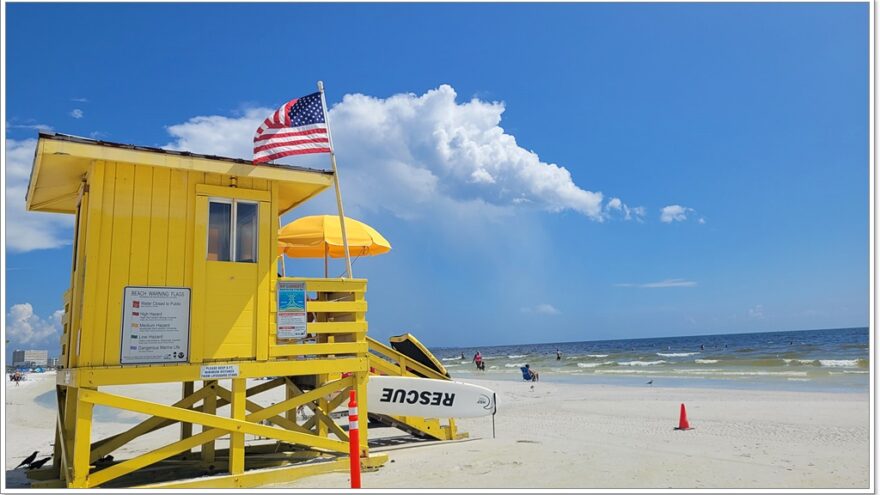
[366,337,468,441]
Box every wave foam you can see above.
[694,359,718,364]
[586,354,609,358]
[619,360,666,366]
[783,359,817,365]
[577,361,614,368]
[657,352,698,357]
[819,359,860,368]
[696,370,808,377]
[596,369,809,377]
[507,354,527,359]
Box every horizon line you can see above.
[427,324,869,350]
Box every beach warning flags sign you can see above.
[674,403,693,430]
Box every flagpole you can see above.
[317,81,354,279]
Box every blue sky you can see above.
[4,3,869,359]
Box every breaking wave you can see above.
[783,358,867,368]
[577,361,614,368]
[819,359,864,368]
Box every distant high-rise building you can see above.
[47,357,60,368]
[12,349,49,367]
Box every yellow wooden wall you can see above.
[74,160,278,367]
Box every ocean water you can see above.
[430,327,870,392]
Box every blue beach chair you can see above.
[520,364,538,382]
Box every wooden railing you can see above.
[367,338,450,381]
[269,277,368,359]
[365,338,464,441]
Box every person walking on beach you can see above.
[473,351,483,371]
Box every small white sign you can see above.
[277,281,307,340]
[278,312,308,339]
[120,287,191,364]
[200,364,240,379]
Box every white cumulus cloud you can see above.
[5,303,63,345]
[605,197,645,222]
[6,122,53,132]
[165,108,269,158]
[660,204,695,223]
[163,85,636,223]
[5,139,75,252]
[70,109,84,119]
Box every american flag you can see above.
[253,92,331,164]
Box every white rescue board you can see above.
[367,375,496,418]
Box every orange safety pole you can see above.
[348,390,361,488]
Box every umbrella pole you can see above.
[324,245,329,279]
[318,81,354,279]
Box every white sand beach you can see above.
[4,373,870,490]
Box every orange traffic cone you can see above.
[674,403,693,430]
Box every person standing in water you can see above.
[556,349,562,360]
[473,351,483,371]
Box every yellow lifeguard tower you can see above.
[24,132,411,488]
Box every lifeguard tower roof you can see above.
[26,132,334,215]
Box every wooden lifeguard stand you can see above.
[24,132,386,488]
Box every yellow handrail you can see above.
[366,337,450,381]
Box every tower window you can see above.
[207,199,258,263]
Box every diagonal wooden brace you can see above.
[287,379,350,440]
[90,386,210,462]
[302,385,350,432]
[255,376,353,421]
[78,389,348,454]
[87,428,227,487]
[213,385,312,435]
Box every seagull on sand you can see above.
[16,451,38,469]
[28,457,52,470]
[646,380,653,386]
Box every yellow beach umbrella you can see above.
[278,215,391,276]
